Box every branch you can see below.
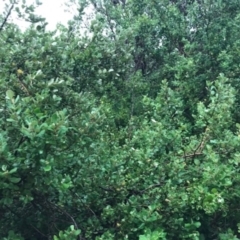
[0,3,15,32]
[14,136,28,157]
[17,77,31,96]
[29,224,48,238]
[91,2,116,40]
[182,152,203,159]
[47,201,82,240]
[140,182,163,193]
[4,204,48,238]
[181,127,210,160]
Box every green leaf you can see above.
[9,168,18,174]
[74,229,81,236]
[6,118,15,122]
[139,236,148,240]
[43,165,51,172]
[195,222,201,228]
[2,165,7,172]
[9,177,21,183]
[6,90,15,99]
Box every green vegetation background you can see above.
[1,0,240,239]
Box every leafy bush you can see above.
[1,0,240,239]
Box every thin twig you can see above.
[47,201,82,240]
[182,152,203,159]
[181,127,210,160]
[29,224,48,238]
[140,183,163,193]
[0,3,15,32]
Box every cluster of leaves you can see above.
[1,0,240,239]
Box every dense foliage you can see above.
[1,0,240,239]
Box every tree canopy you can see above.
[1,0,240,239]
